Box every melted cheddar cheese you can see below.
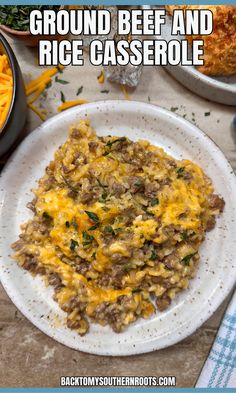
[12,119,224,335]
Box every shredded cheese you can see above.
[27,84,47,105]
[12,119,223,335]
[97,70,105,84]
[26,65,65,120]
[120,84,130,100]
[0,54,13,129]
[28,103,46,121]
[58,100,89,112]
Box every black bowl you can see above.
[0,33,27,158]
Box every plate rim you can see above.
[0,100,236,356]
[144,5,236,105]
[165,63,236,93]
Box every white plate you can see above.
[161,9,236,106]
[0,100,236,356]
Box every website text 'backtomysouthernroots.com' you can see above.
[60,376,176,387]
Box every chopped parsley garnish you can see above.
[60,91,66,103]
[123,264,132,273]
[134,178,143,187]
[71,220,78,230]
[82,231,94,246]
[85,211,99,223]
[176,167,185,178]
[70,239,78,251]
[181,252,197,266]
[65,221,70,228]
[170,107,178,112]
[88,223,99,231]
[82,231,94,241]
[180,231,188,241]
[104,225,115,235]
[76,86,83,96]
[150,250,157,261]
[132,288,142,293]
[97,178,108,201]
[106,137,126,148]
[96,178,108,189]
[100,89,109,94]
[55,76,69,84]
[101,191,108,200]
[151,198,159,206]
[62,175,78,195]
[99,194,107,203]
[204,112,211,116]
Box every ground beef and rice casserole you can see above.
[12,120,225,335]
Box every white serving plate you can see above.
[161,10,236,106]
[0,100,236,356]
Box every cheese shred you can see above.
[58,100,89,112]
[97,70,105,84]
[28,103,46,121]
[12,119,225,335]
[0,54,13,129]
[26,65,65,121]
[120,84,130,100]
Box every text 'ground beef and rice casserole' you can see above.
[12,120,225,335]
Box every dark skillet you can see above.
[0,33,27,158]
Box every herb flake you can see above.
[132,288,142,293]
[106,137,126,148]
[150,250,157,261]
[123,264,132,273]
[176,167,185,178]
[180,231,188,241]
[62,175,78,195]
[85,211,99,223]
[181,252,197,266]
[55,76,69,85]
[76,86,83,96]
[88,224,99,231]
[151,198,159,206]
[70,239,78,251]
[104,225,115,235]
[82,231,94,246]
[60,91,66,103]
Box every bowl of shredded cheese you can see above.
[0,33,26,158]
